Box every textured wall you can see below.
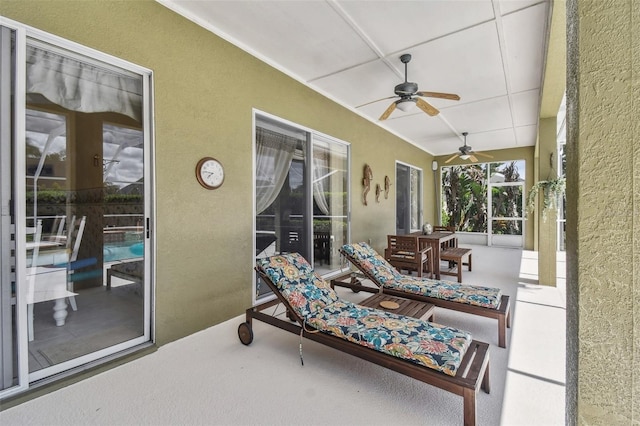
[537,117,558,285]
[567,0,639,423]
[0,1,434,344]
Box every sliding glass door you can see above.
[395,162,422,235]
[254,113,349,302]
[0,25,17,394]
[1,22,153,396]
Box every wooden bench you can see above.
[440,247,472,283]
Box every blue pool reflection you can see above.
[104,241,143,262]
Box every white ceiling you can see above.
[158,0,551,157]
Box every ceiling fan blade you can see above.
[416,91,460,101]
[474,152,494,158]
[444,153,459,164]
[379,102,397,121]
[469,155,478,163]
[416,98,439,116]
[356,95,398,108]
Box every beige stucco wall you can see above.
[1,1,437,345]
[536,117,558,285]
[566,0,639,423]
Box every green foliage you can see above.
[25,189,66,204]
[104,194,142,203]
[25,189,142,204]
[442,165,487,232]
[442,161,525,233]
[526,177,566,221]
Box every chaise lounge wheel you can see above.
[238,322,253,345]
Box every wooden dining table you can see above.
[408,231,458,280]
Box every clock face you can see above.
[196,157,224,189]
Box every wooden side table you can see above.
[357,293,435,322]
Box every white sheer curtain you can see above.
[26,43,142,122]
[255,127,298,214]
[312,151,330,215]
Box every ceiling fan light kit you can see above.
[396,99,416,112]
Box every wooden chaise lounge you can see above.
[239,253,490,426]
[336,242,511,348]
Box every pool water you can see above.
[104,241,144,262]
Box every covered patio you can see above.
[0,245,566,425]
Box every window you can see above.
[441,161,525,247]
[254,112,349,302]
[488,161,526,247]
[441,164,487,232]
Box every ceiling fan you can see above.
[358,53,460,121]
[445,132,494,163]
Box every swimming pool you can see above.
[104,241,144,262]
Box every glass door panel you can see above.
[396,163,422,235]
[254,114,350,302]
[0,25,18,394]
[23,39,148,378]
[255,117,308,300]
[311,136,348,275]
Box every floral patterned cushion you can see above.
[307,299,472,376]
[340,242,404,284]
[341,242,502,309]
[257,252,472,376]
[256,253,339,319]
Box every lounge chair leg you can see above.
[481,363,490,393]
[498,317,506,348]
[463,388,477,426]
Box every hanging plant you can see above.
[526,177,565,220]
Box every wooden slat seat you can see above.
[440,247,472,283]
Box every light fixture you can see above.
[396,99,416,112]
[459,154,470,160]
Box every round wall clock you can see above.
[196,157,225,189]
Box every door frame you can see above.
[0,17,156,397]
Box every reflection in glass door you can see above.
[311,135,348,275]
[1,26,152,393]
[23,40,149,379]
